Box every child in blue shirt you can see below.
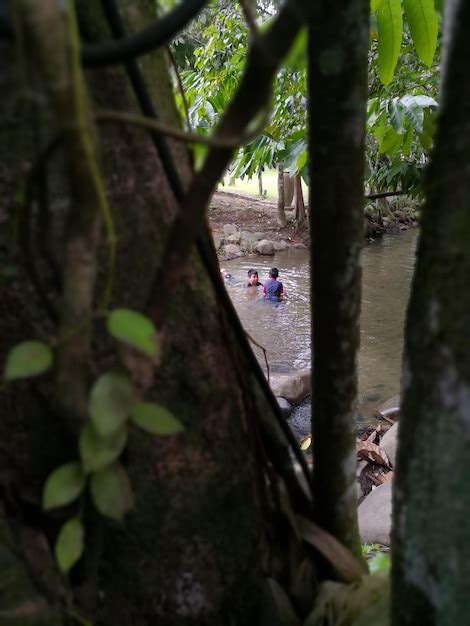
[263,267,284,301]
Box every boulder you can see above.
[393,210,407,222]
[380,422,399,467]
[276,397,293,418]
[270,369,311,405]
[224,244,243,260]
[358,481,392,546]
[226,233,241,244]
[241,230,266,243]
[254,239,276,255]
[223,223,240,237]
[212,233,223,251]
[378,395,400,419]
[273,240,288,251]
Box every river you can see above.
[223,228,418,422]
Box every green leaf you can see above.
[400,95,425,132]
[4,341,52,380]
[284,28,307,71]
[89,371,134,437]
[402,126,413,156]
[403,0,438,67]
[43,463,85,511]
[90,464,133,520]
[79,423,127,472]
[368,552,391,573]
[377,0,403,85]
[379,127,403,155]
[388,99,405,133]
[107,308,159,358]
[130,402,184,436]
[371,0,386,12]
[55,518,84,573]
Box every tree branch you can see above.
[95,108,269,148]
[82,0,207,67]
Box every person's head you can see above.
[247,269,259,285]
[269,267,279,279]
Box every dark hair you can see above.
[247,269,258,277]
[269,267,279,278]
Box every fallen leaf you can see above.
[356,441,391,468]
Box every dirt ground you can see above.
[208,189,310,246]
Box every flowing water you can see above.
[223,228,418,423]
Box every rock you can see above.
[253,232,268,241]
[212,233,223,250]
[240,231,267,242]
[224,244,243,260]
[226,233,241,244]
[273,240,288,251]
[380,422,399,467]
[223,223,240,237]
[393,210,406,222]
[254,239,276,255]
[378,395,400,417]
[358,481,392,546]
[293,242,308,249]
[276,397,292,418]
[270,369,311,404]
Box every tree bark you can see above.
[307,0,369,563]
[293,174,306,224]
[284,172,295,207]
[0,2,293,624]
[392,1,470,623]
[277,163,287,227]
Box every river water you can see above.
[223,228,418,421]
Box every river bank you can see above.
[208,189,419,260]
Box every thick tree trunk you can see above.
[277,164,287,227]
[392,1,470,623]
[0,3,288,625]
[307,0,369,562]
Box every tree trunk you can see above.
[277,163,287,227]
[392,1,470,623]
[257,168,263,196]
[293,174,306,224]
[284,172,295,207]
[0,2,296,624]
[307,0,369,563]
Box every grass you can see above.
[221,168,308,201]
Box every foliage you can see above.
[3,309,183,574]
[175,0,440,198]
[4,340,53,380]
